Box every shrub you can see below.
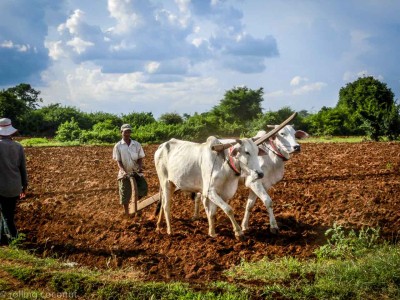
[314,223,381,259]
[55,118,82,142]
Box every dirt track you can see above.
[16,142,400,282]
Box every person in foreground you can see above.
[0,118,28,245]
[112,124,145,217]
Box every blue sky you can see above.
[1,0,399,118]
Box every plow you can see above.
[128,176,160,214]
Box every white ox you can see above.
[154,136,266,239]
[192,124,308,233]
[241,125,308,232]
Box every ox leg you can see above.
[202,197,216,237]
[207,191,244,239]
[241,191,258,232]
[156,192,164,232]
[260,192,279,234]
[192,192,201,220]
[156,182,173,234]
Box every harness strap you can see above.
[227,147,241,176]
[268,139,288,161]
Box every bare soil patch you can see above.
[16,142,400,282]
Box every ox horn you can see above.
[254,112,298,145]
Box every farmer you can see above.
[112,124,146,216]
[0,118,28,244]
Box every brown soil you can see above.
[16,142,400,283]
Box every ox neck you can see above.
[226,147,241,176]
[267,139,288,161]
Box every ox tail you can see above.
[154,188,162,216]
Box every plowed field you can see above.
[16,142,400,282]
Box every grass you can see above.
[0,245,252,299]
[19,138,81,147]
[19,137,113,147]
[1,226,399,299]
[225,224,400,299]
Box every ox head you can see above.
[228,138,264,183]
[210,137,264,182]
[267,125,300,156]
[251,113,310,160]
[254,123,309,160]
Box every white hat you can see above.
[0,118,18,136]
[120,124,132,132]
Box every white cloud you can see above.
[107,0,148,34]
[146,61,160,74]
[290,76,308,86]
[292,82,327,95]
[46,40,66,60]
[66,37,94,54]
[59,9,85,35]
[0,40,31,52]
[39,60,220,117]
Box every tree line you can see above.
[1,77,399,144]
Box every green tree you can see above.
[122,112,156,128]
[337,76,399,140]
[159,112,183,125]
[0,84,43,131]
[0,91,27,123]
[87,112,122,129]
[306,106,351,136]
[35,104,91,136]
[6,83,42,109]
[211,86,264,125]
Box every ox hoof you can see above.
[235,234,246,241]
[270,227,279,235]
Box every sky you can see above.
[1,0,399,118]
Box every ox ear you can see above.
[295,130,309,139]
[254,112,298,145]
[267,125,275,129]
[258,147,267,156]
[230,147,239,156]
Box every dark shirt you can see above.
[0,137,28,197]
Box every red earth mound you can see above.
[16,142,400,282]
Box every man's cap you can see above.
[0,118,18,136]
[121,124,132,132]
